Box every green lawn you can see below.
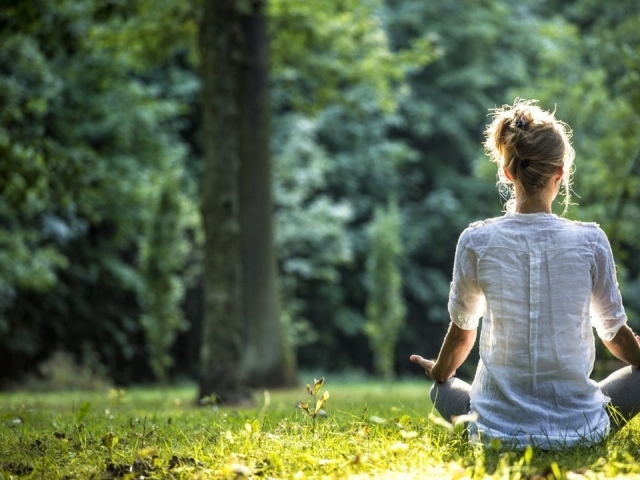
[1,378,640,479]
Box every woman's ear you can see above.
[503,166,514,182]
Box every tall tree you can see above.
[236,2,296,388]
[365,199,405,380]
[198,0,295,403]
[198,0,245,403]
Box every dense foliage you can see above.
[1,0,639,386]
[0,0,199,384]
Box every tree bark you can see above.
[198,0,296,403]
[198,0,249,404]
[237,0,296,388]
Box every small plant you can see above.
[101,431,119,458]
[297,377,330,433]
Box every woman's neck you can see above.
[516,199,552,214]
[511,169,563,214]
[514,188,555,214]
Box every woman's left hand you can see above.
[409,354,436,379]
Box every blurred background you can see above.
[1,0,639,393]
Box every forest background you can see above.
[1,0,639,395]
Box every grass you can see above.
[1,377,640,479]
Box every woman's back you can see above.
[460,212,625,447]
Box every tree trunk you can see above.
[198,0,249,404]
[237,0,297,388]
[198,0,296,403]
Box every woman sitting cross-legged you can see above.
[411,98,640,449]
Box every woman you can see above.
[411,99,640,449]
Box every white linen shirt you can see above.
[448,212,627,448]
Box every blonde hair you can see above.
[484,98,575,214]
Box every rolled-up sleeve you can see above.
[591,228,627,341]
[448,228,485,330]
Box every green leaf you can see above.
[101,431,118,453]
[75,401,91,424]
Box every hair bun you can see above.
[483,98,576,215]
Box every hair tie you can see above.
[515,118,527,130]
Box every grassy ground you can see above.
[1,377,640,479]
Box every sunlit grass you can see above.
[1,378,640,478]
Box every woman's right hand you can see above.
[409,355,437,379]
